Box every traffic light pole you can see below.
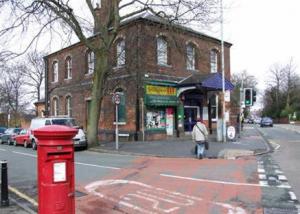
[239,79,244,138]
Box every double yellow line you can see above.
[8,185,38,207]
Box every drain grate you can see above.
[75,190,88,198]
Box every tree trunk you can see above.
[87,50,109,146]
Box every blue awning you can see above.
[177,72,234,91]
[202,73,234,90]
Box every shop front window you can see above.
[146,108,166,130]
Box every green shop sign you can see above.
[144,85,178,106]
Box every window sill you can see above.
[113,65,126,70]
[85,72,94,76]
[113,122,126,125]
[51,81,58,84]
[158,63,172,68]
[64,78,72,81]
[187,69,199,72]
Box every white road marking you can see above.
[269,140,280,150]
[258,174,267,180]
[161,173,292,189]
[289,191,297,201]
[12,151,37,158]
[257,168,265,173]
[11,151,120,170]
[0,148,6,151]
[85,179,247,214]
[275,169,283,174]
[160,173,262,187]
[75,162,120,170]
[278,175,287,181]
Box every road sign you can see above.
[112,94,121,105]
[227,126,236,140]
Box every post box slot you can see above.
[47,152,72,160]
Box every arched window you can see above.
[116,39,126,66]
[210,49,218,73]
[86,50,95,74]
[186,44,196,70]
[157,36,168,65]
[65,56,72,79]
[52,61,58,82]
[65,96,72,116]
[53,97,59,116]
[114,88,126,123]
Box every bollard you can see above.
[1,160,9,207]
[34,125,77,214]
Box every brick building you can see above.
[45,3,234,142]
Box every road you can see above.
[258,124,300,201]
[0,125,299,214]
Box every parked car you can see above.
[0,128,22,145]
[30,117,87,150]
[0,127,7,137]
[254,117,261,124]
[260,117,273,127]
[11,129,31,148]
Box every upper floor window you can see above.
[86,50,95,74]
[65,96,72,116]
[65,57,72,79]
[186,44,196,70]
[53,97,59,116]
[117,39,126,66]
[157,36,168,65]
[210,49,218,73]
[52,61,58,82]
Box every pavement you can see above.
[90,125,270,159]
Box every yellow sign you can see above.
[146,85,176,96]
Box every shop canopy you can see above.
[177,72,234,91]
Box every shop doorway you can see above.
[184,106,199,132]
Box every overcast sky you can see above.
[223,0,300,91]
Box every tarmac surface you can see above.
[1,125,271,213]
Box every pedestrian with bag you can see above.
[192,118,209,159]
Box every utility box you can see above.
[34,125,78,214]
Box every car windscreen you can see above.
[52,119,77,127]
[262,118,272,122]
[4,129,14,134]
[20,129,27,135]
[0,128,6,134]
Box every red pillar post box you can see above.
[34,125,78,214]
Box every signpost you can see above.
[112,93,121,150]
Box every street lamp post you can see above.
[220,0,226,142]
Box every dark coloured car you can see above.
[0,127,7,137]
[0,128,22,145]
[260,117,273,127]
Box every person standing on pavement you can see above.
[192,118,208,159]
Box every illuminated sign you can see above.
[146,85,176,96]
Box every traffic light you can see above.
[244,88,252,106]
[252,90,257,103]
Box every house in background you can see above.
[34,99,45,117]
[44,0,234,142]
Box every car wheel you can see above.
[32,140,37,150]
[24,141,28,148]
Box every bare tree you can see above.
[0,0,220,145]
[0,65,30,126]
[23,51,45,101]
